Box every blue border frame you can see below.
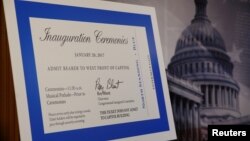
[15,0,169,140]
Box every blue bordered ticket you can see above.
[3,0,176,140]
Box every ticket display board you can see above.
[3,0,176,140]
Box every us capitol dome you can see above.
[167,0,240,138]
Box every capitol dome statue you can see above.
[168,0,240,139]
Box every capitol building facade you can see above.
[166,0,244,140]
